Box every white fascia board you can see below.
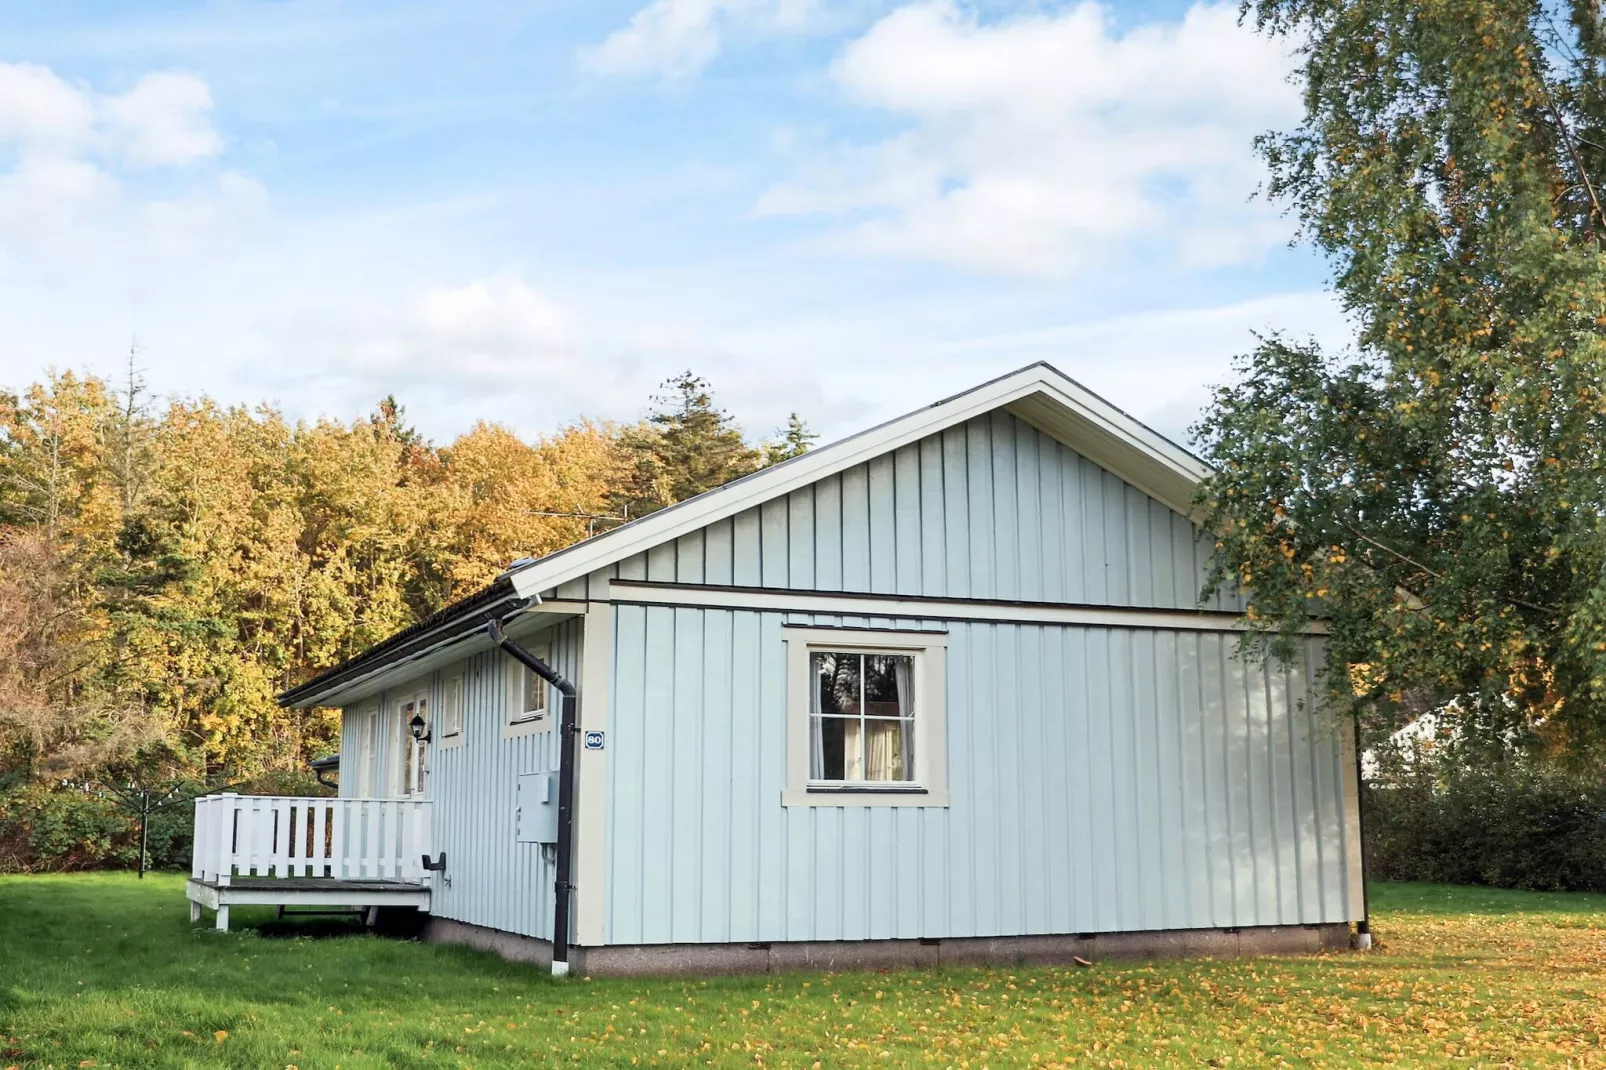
[510,363,1211,602]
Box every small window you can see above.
[783,627,948,808]
[810,651,915,784]
[505,637,552,737]
[440,674,465,748]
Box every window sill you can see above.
[503,715,549,740]
[438,732,465,751]
[781,787,949,808]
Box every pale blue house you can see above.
[187,364,1364,975]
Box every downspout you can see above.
[487,614,580,977]
[1352,711,1372,950]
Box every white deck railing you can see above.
[191,794,433,886]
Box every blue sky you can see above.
[0,0,1345,447]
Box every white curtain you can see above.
[865,658,912,781]
[809,717,826,781]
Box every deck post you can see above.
[215,792,238,887]
[190,900,201,923]
[215,904,230,932]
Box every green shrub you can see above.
[1365,762,1606,893]
[0,770,332,873]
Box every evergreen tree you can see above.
[765,413,818,464]
[614,372,765,518]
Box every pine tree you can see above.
[614,373,765,518]
[765,413,818,464]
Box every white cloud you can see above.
[102,72,223,167]
[583,0,819,79]
[0,62,96,150]
[757,1,1300,276]
[0,62,237,259]
[248,269,830,443]
[142,171,268,252]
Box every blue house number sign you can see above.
[583,730,605,751]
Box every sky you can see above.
[0,0,1351,449]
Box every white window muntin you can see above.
[783,627,948,808]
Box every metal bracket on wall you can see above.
[421,852,447,873]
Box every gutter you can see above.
[308,755,340,791]
[486,613,579,978]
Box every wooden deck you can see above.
[186,876,430,931]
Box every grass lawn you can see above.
[1,875,1603,1068]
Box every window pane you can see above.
[444,678,462,735]
[863,720,910,781]
[524,667,547,715]
[812,652,861,717]
[863,654,912,718]
[810,715,846,780]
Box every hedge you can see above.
[1364,762,1606,894]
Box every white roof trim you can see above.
[509,362,1209,602]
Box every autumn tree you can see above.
[1198,0,1606,759]
[435,419,629,592]
[0,361,810,797]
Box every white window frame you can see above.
[439,672,466,749]
[782,626,949,807]
[505,636,552,739]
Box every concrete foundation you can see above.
[422,917,1354,978]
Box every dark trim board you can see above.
[615,579,1252,622]
[421,919,1355,977]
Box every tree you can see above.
[0,531,153,778]
[614,373,765,518]
[765,413,818,464]
[1197,0,1606,759]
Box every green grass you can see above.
[2,873,1604,1068]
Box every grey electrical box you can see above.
[515,771,559,844]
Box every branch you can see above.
[1338,520,1557,616]
[1536,72,1606,246]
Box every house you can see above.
[185,363,1365,975]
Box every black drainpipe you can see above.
[1352,711,1372,949]
[487,615,580,976]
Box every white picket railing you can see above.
[191,794,432,886]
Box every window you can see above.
[440,674,465,748]
[783,627,948,807]
[811,652,915,783]
[505,636,552,738]
[394,690,428,796]
[351,704,379,797]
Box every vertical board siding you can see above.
[422,618,581,940]
[605,610,1353,945]
[629,412,1239,611]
